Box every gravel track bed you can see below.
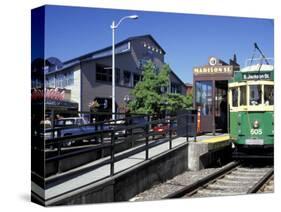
[129,163,273,201]
[129,166,226,201]
[259,176,274,193]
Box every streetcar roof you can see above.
[241,64,274,72]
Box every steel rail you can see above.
[163,161,241,199]
[247,168,274,193]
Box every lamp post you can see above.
[110,15,138,120]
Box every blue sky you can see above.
[43,5,274,83]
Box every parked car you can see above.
[45,117,111,146]
[110,116,148,138]
[152,117,177,137]
[153,123,170,136]
[129,116,148,131]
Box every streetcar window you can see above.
[231,88,238,107]
[264,85,274,105]
[249,85,262,105]
[240,86,247,106]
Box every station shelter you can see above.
[193,56,239,134]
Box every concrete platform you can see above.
[188,133,232,171]
[32,133,231,205]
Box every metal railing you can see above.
[32,109,197,188]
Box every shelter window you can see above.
[231,87,238,107]
[264,85,274,105]
[240,86,247,106]
[195,81,213,115]
[249,85,262,105]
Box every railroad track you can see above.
[257,176,274,193]
[163,161,274,199]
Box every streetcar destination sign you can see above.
[242,72,271,80]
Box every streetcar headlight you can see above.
[253,120,259,129]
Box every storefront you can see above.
[193,56,239,134]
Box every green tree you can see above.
[128,61,162,114]
[129,60,192,115]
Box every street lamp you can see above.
[111,15,138,120]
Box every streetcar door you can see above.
[215,81,228,133]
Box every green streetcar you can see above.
[228,44,274,158]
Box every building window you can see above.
[124,71,131,87]
[116,68,120,85]
[46,72,74,88]
[133,73,140,86]
[32,78,42,88]
[55,74,64,88]
[96,64,112,82]
[96,64,121,85]
[65,72,74,86]
[46,77,55,88]
[171,83,182,94]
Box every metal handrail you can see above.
[38,109,197,187]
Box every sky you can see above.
[42,5,274,83]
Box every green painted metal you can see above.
[230,111,274,145]
[229,65,274,148]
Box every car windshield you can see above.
[56,119,76,126]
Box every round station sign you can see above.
[209,57,217,66]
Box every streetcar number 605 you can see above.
[250,129,262,135]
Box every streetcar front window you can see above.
[240,86,247,106]
[249,85,262,105]
[264,85,274,105]
[231,87,238,107]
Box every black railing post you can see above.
[100,123,104,157]
[145,116,150,160]
[110,131,115,176]
[169,119,172,149]
[51,109,55,139]
[194,112,197,142]
[52,109,61,173]
[56,139,62,173]
[186,114,189,143]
